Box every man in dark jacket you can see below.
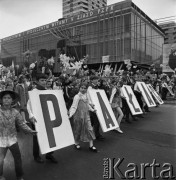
[28,73,58,164]
[15,74,29,123]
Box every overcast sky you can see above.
[0,0,175,39]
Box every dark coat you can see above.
[15,83,29,110]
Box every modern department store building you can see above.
[0,0,165,71]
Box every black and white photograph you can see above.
[0,0,176,179]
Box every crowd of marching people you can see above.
[0,59,176,180]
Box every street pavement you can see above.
[3,100,176,180]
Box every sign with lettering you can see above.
[134,82,156,107]
[28,90,75,154]
[162,83,174,96]
[121,85,143,115]
[146,84,164,104]
[102,55,110,63]
[88,89,119,132]
[2,5,114,41]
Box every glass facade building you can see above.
[0,0,164,69]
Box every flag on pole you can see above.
[114,63,117,74]
[117,63,123,72]
[98,64,102,72]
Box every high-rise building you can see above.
[63,0,107,18]
[158,21,176,44]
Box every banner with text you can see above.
[134,82,156,107]
[88,89,119,132]
[28,90,75,154]
[121,85,143,115]
[163,83,174,96]
[146,84,164,105]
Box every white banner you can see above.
[28,90,75,154]
[121,85,143,115]
[88,89,119,132]
[134,82,156,107]
[146,84,164,104]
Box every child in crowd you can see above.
[0,90,37,180]
[110,82,124,133]
[69,82,98,152]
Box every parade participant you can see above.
[143,79,151,112]
[87,76,105,141]
[69,82,98,152]
[109,81,124,133]
[161,79,168,100]
[27,73,58,164]
[66,80,79,110]
[46,79,53,90]
[15,75,29,123]
[121,80,138,123]
[0,90,37,180]
[53,78,62,90]
[134,90,145,117]
[99,78,111,99]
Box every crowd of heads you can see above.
[0,59,176,97]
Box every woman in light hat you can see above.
[0,90,37,180]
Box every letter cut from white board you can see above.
[163,83,174,96]
[28,90,75,154]
[121,85,143,115]
[134,82,156,107]
[88,89,119,132]
[146,84,164,104]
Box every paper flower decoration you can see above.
[29,63,35,69]
[103,65,111,76]
[118,70,124,75]
[69,61,83,70]
[60,54,70,70]
[69,56,75,63]
[126,63,132,70]
[47,57,55,66]
[136,70,139,73]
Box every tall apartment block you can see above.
[158,21,176,44]
[63,0,107,18]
